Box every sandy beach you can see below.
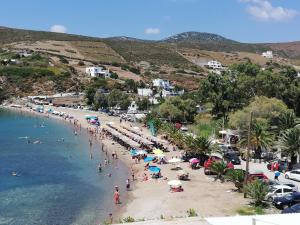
[3,105,248,222]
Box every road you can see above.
[235,160,300,190]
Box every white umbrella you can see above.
[168,180,182,187]
[168,158,181,163]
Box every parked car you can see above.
[273,192,300,209]
[223,152,241,165]
[248,172,269,182]
[269,181,298,192]
[282,203,300,214]
[285,170,300,181]
[265,185,294,201]
[220,145,240,156]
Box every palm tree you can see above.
[244,179,269,206]
[277,111,300,133]
[193,136,213,155]
[240,122,273,159]
[211,161,228,182]
[225,169,245,192]
[277,127,300,165]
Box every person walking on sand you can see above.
[131,170,135,181]
[126,179,130,191]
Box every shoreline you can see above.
[1,105,135,223]
[2,104,250,223]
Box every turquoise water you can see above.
[0,109,129,225]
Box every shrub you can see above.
[187,208,198,217]
[244,179,269,206]
[122,216,135,223]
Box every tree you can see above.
[158,97,197,123]
[93,91,108,109]
[276,111,299,132]
[110,72,119,79]
[244,179,269,206]
[225,169,245,192]
[124,79,137,93]
[85,86,96,106]
[136,98,149,111]
[107,89,130,110]
[277,127,300,165]
[199,73,243,120]
[231,61,261,77]
[211,161,228,182]
[239,122,273,159]
[229,96,288,129]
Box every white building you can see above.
[137,88,153,97]
[127,101,138,113]
[206,60,224,70]
[86,67,111,78]
[161,89,184,98]
[262,51,273,59]
[152,79,173,90]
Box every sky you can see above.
[0,0,299,43]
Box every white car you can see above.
[285,170,300,182]
[266,185,294,201]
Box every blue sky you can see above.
[0,0,299,43]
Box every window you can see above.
[275,189,282,194]
[283,188,292,193]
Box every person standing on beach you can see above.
[114,187,120,204]
[131,170,135,181]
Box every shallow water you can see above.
[0,109,129,225]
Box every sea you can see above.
[0,108,129,225]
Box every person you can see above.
[112,151,116,159]
[105,158,108,165]
[114,189,120,204]
[131,171,135,181]
[227,161,234,169]
[98,163,102,173]
[108,213,113,224]
[143,173,148,181]
[126,179,130,190]
[274,170,281,181]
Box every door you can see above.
[283,188,293,197]
[294,171,300,181]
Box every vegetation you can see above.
[244,179,269,206]
[277,127,300,165]
[225,169,245,192]
[186,208,198,217]
[159,97,197,122]
[236,206,265,215]
[210,161,228,182]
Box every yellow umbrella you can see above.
[153,149,163,155]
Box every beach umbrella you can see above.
[168,158,181,163]
[189,158,200,164]
[148,166,161,173]
[137,150,147,155]
[130,149,138,156]
[153,149,163,155]
[144,156,154,162]
[168,180,182,187]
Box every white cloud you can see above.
[50,25,67,33]
[145,27,161,35]
[241,0,298,22]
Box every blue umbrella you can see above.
[148,166,161,173]
[130,149,138,156]
[144,157,154,162]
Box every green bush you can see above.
[187,208,198,217]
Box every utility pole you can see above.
[244,111,253,198]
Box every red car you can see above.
[248,173,269,182]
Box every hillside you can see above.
[1,27,300,65]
